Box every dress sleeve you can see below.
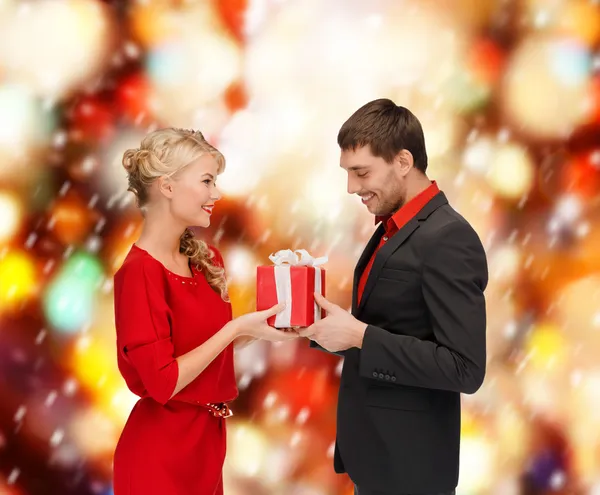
[114,259,179,405]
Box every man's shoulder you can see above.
[419,203,482,245]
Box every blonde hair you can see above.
[122,128,229,301]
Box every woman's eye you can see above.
[203,179,212,185]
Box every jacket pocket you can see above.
[366,384,431,411]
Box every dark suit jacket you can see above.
[311,191,488,493]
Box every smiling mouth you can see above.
[202,205,214,214]
[360,193,375,204]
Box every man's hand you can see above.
[298,292,367,352]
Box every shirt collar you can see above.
[375,180,440,228]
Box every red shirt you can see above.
[357,181,440,306]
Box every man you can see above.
[301,99,488,495]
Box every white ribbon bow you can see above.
[268,249,328,267]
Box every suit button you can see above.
[378,373,384,379]
[391,376,396,382]
[372,371,378,378]
[385,375,390,380]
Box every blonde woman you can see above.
[112,128,296,494]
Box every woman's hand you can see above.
[233,303,300,342]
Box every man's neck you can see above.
[404,176,433,205]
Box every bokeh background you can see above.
[0,0,599,494]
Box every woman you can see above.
[112,128,296,494]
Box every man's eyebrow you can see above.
[344,165,369,171]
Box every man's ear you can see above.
[157,176,174,199]
[395,149,414,176]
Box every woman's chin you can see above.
[196,215,211,228]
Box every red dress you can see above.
[112,244,238,495]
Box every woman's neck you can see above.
[135,211,186,263]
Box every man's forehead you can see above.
[340,147,375,170]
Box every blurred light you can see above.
[71,336,115,394]
[0,192,21,242]
[489,245,522,284]
[302,167,350,224]
[560,150,600,199]
[130,3,178,46]
[547,195,584,235]
[555,276,600,354]
[457,433,496,493]
[443,38,505,114]
[590,76,600,124]
[0,250,37,311]
[115,73,152,125]
[558,0,600,45]
[44,276,95,333]
[503,36,592,139]
[525,323,567,371]
[215,0,249,42]
[217,109,273,196]
[147,27,242,132]
[225,246,259,284]
[495,406,528,464]
[443,69,491,114]
[108,385,138,426]
[0,0,114,98]
[245,0,465,106]
[227,421,270,477]
[521,372,563,415]
[0,474,22,494]
[0,84,54,166]
[419,111,462,158]
[468,38,505,86]
[43,252,103,334]
[50,195,95,245]
[70,333,136,425]
[69,409,118,456]
[69,96,115,144]
[524,0,565,29]
[486,143,535,200]
[462,135,495,175]
[549,39,592,86]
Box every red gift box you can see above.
[256,249,327,328]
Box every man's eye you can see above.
[357,172,368,178]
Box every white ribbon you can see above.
[314,266,322,324]
[269,249,327,328]
[268,249,328,267]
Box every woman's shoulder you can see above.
[115,244,166,282]
[207,244,225,267]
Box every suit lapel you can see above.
[356,219,419,315]
[352,223,385,314]
[352,191,450,317]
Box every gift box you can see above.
[256,249,327,328]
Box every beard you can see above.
[373,178,406,216]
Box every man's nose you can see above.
[347,177,360,195]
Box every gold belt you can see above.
[203,402,233,418]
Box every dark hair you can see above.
[337,98,428,173]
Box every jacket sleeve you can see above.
[358,221,488,394]
[114,259,179,405]
[309,339,347,357]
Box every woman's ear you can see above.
[157,176,175,199]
